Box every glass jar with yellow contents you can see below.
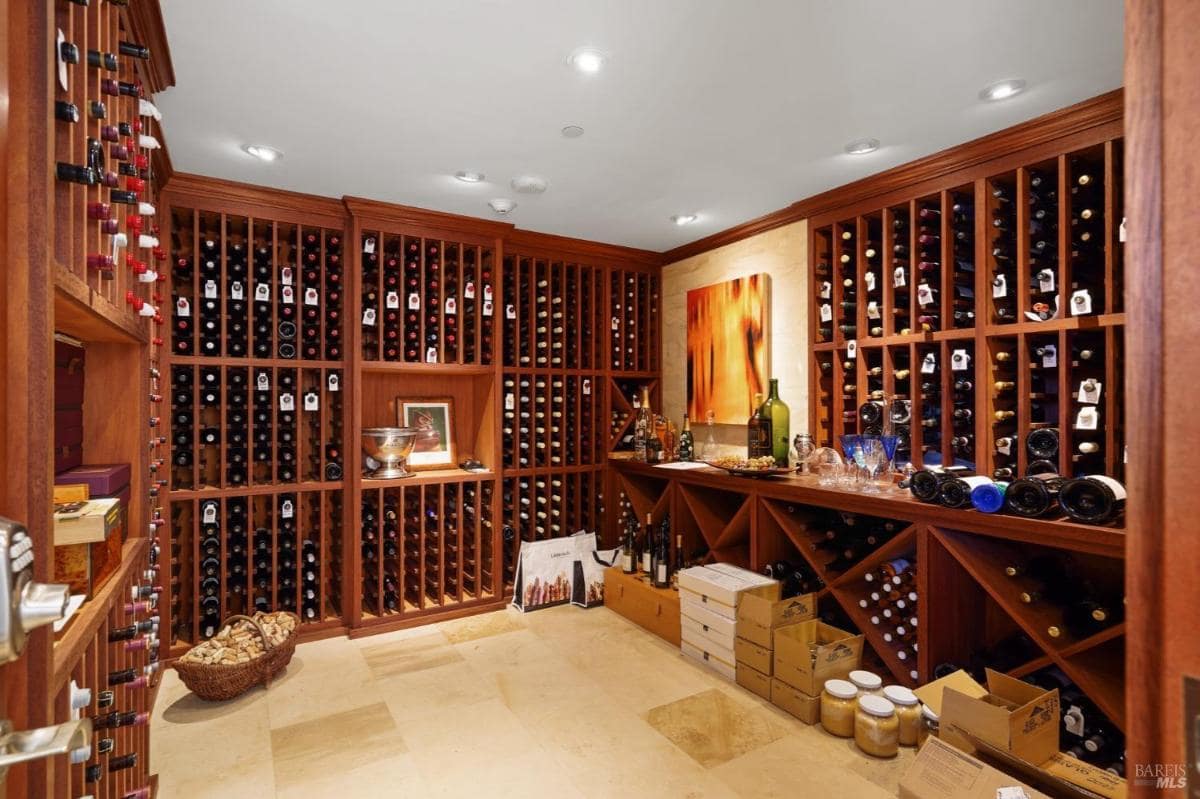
[820,679,858,738]
[882,685,921,746]
[849,669,884,696]
[855,695,900,758]
[917,703,939,747]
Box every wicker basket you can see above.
[175,612,300,701]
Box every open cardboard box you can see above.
[915,669,1125,799]
[735,584,816,648]
[900,736,1052,799]
[772,619,863,695]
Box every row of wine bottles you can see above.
[860,556,920,682]
[502,472,604,547]
[778,505,906,574]
[609,269,660,373]
[502,374,600,469]
[360,482,495,613]
[169,491,342,644]
[169,365,343,490]
[907,467,1125,524]
[1003,554,1123,640]
[500,257,605,370]
[618,511,681,588]
[360,235,494,364]
[171,221,344,360]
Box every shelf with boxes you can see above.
[607,459,1124,735]
[809,126,1125,486]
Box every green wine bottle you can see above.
[762,378,790,463]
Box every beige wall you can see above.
[661,220,809,457]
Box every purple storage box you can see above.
[55,464,131,497]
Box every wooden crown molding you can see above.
[162,173,347,221]
[125,0,175,94]
[662,89,1124,264]
[504,228,664,268]
[342,196,515,239]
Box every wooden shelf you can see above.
[361,362,494,375]
[361,468,495,488]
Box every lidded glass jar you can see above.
[917,703,940,747]
[855,695,900,758]
[820,679,858,738]
[849,669,884,696]
[882,685,920,746]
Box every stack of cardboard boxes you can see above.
[676,564,774,680]
[732,584,813,703]
[768,618,865,723]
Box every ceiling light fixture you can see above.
[844,137,880,155]
[488,198,516,215]
[978,78,1026,102]
[510,176,547,194]
[243,144,282,162]
[671,214,698,226]
[567,47,606,74]
[455,170,485,183]
[561,125,585,139]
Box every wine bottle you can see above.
[1004,474,1065,517]
[939,475,991,509]
[678,415,694,461]
[762,378,790,463]
[1059,476,1126,524]
[747,393,771,459]
[908,469,957,503]
[641,513,653,574]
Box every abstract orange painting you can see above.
[686,274,770,424]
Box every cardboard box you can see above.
[681,638,736,681]
[679,590,739,640]
[957,732,1127,799]
[734,636,772,675]
[939,668,1061,765]
[736,584,816,648]
[676,565,774,617]
[772,620,864,695]
[603,567,681,646]
[899,736,1052,799]
[681,614,737,654]
[735,662,772,700]
[769,678,820,724]
[53,496,122,546]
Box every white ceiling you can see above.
[156,0,1124,252]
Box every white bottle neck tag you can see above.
[1041,345,1057,369]
[257,374,270,392]
[820,304,832,323]
[385,291,400,310]
[362,308,376,327]
[864,272,876,293]
[464,281,475,299]
[328,373,339,392]
[304,288,319,306]
[819,280,832,299]
[921,353,937,374]
[303,392,319,412]
[279,393,294,412]
[204,280,218,299]
[482,300,493,317]
[255,284,271,302]
[231,281,244,301]
[1070,289,1092,316]
[1077,380,1102,405]
[893,267,907,288]
[1075,406,1099,430]
[363,237,376,255]
[917,283,935,307]
[992,274,1007,299]
[867,301,880,320]
[846,340,857,359]
[176,298,190,317]
[951,349,971,371]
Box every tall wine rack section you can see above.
[162,188,663,644]
[809,136,1125,482]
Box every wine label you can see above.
[583,379,591,395]
[363,237,376,255]
[281,267,293,286]
[950,349,971,371]
[279,393,294,412]
[231,281,245,300]
[281,500,294,519]
[1074,406,1099,430]
[304,288,319,306]
[255,284,271,302]
[1070,289,1092,316]
[864,272,876,292]
[1037,269,1056,293]
[176,298,190,317]
[445,297,457,315]
[303,391,319,412]
[1041,344,1057,368]
[1077,380,1102,404]
[1088,474,1127,500]
[867,301,880,320]
[464,281,475,299]
[204,280,218,299]
[991,274,1007,298]
[281,286,294,304]
[385,291,400,310]
[362,308,376,327]
[819,280,832,299]
[328,373,339,392]
[482,300,493,317]
[921,352,937,374]
[257,373,270,392]
[917,283,935,307]
[893,267,906,288]
[425,346,438,363]
[846,340,857,359]
[819,303,832,322]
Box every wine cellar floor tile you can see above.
[152,606,920,797]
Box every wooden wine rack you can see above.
[808,120,1126,482]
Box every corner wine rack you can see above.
[160,181,664,648]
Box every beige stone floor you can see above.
[152,606,914,798]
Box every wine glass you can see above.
[810,447,843,486]
[837,434,861,488]
[859,437,886,493]
[879,434,899,483]
[699,410,719,461]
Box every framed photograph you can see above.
[397,398,455,469]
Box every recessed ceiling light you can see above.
[567,47,606,74]
[844,138,880,155]
[561,125,585,139]
[488,198,516,215]
[455,170,485,183]
[243,144,282,162]
[511,176,547,194]
[671,214,698,226]
[979,79,1026,102]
